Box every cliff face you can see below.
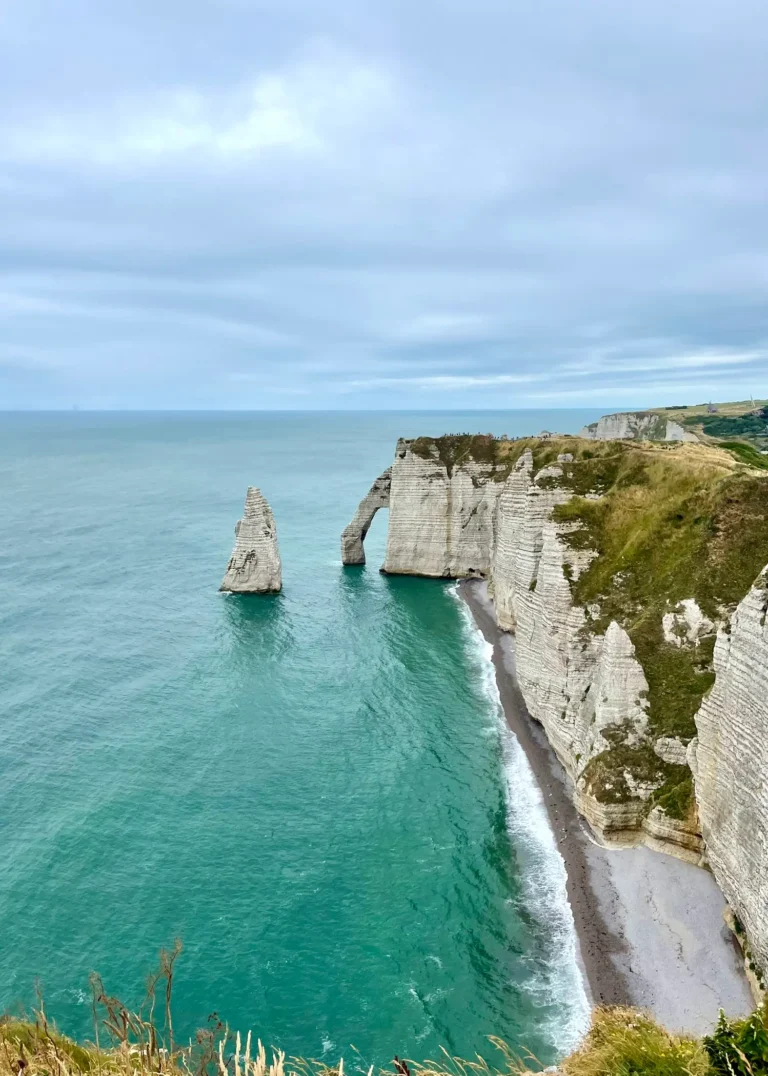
[341,468,391,565]
[581,412,698,442]
[220,487,282,594]
[691,568,768,979]
[345,434,768,972]
[382,437,504,577]
[489,449,699,856]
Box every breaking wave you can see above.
[454,591,590,1056]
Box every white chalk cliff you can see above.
[382,439,502,577]
[690,567,768,976]
[341,468,391,565]
[580,411,698,442]
[345,435,768,977]
[220,487,282,594]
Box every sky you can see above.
[2,0,768,410]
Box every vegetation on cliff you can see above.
[549,440,768,814]
[406,433,768,820]
[4,955,767,1076]
[656,400,768,451]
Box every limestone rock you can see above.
[691,566,768,974]
[580,411,698,442]
[348,434,768,971]
[348,438,686,851]
[382,439,503,577]
[665,419,699,442]
[341,468,391,565]
[662,599,714,648]
[220,487,282,594]
[489,454,647,786]
[654,736,689,766]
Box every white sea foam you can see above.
[452,590,590,1056]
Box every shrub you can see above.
[558,1007,711,1076]
[704,1005,768,1075]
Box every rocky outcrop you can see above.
[220,487,282,594]
[662,599,715,648]
[489,453,650,783]
[341,468,391,565]
[665,419,699,442]
[484,452,697,852]
[580,412,698,442]
[382,439,502,577]
[690,567,768,976]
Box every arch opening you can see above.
[341,468,392,565]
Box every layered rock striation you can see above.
[690,567,768,980]
[345,433,768,973]
[220,487,282,594]
[580,412,698,442]
[382,438,504,577]
[341,468,391,565]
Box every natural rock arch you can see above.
[341,468,391,565]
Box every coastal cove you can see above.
[1,410,600,1068]
[0,409,757,1069]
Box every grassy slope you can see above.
[410,435,768,818]
[553,441,768,815]
[5,1004,762,1076]
[653,399,768,453]
[579,399,768,455]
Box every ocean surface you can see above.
[0,411,602,1067]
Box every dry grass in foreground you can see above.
[2,945,767,1076]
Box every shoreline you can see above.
[458,578,753,1036]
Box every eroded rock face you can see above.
[580,412,698,442]
[691,568,768,972]
[488,455,667,845]
[341,468,391,565]
[346,435,768,970]
[220,487,282,594]
[382,439,503,577]
[351,441,675,849]
[665,419,699,442]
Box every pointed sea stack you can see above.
[220,487,282,593]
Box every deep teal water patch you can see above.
[0,411,599,1066]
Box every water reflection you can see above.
[219,590,292,663]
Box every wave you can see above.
[453,589,590,1056]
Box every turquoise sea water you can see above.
[0,411,601,1067]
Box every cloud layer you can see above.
[2,0,768,408]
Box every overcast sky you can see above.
[2,0,768,410]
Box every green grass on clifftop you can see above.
[553,442,768,745]
[3,947,767,1076]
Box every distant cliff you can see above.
[581,398,768,455]
[344,433,768,983]
[580,411,698,442]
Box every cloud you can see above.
[2,46,394,167]
[560,347,768,376]
[2,0,768,408]
[345,373,541,391]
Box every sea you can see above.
[0,410,603,1068]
